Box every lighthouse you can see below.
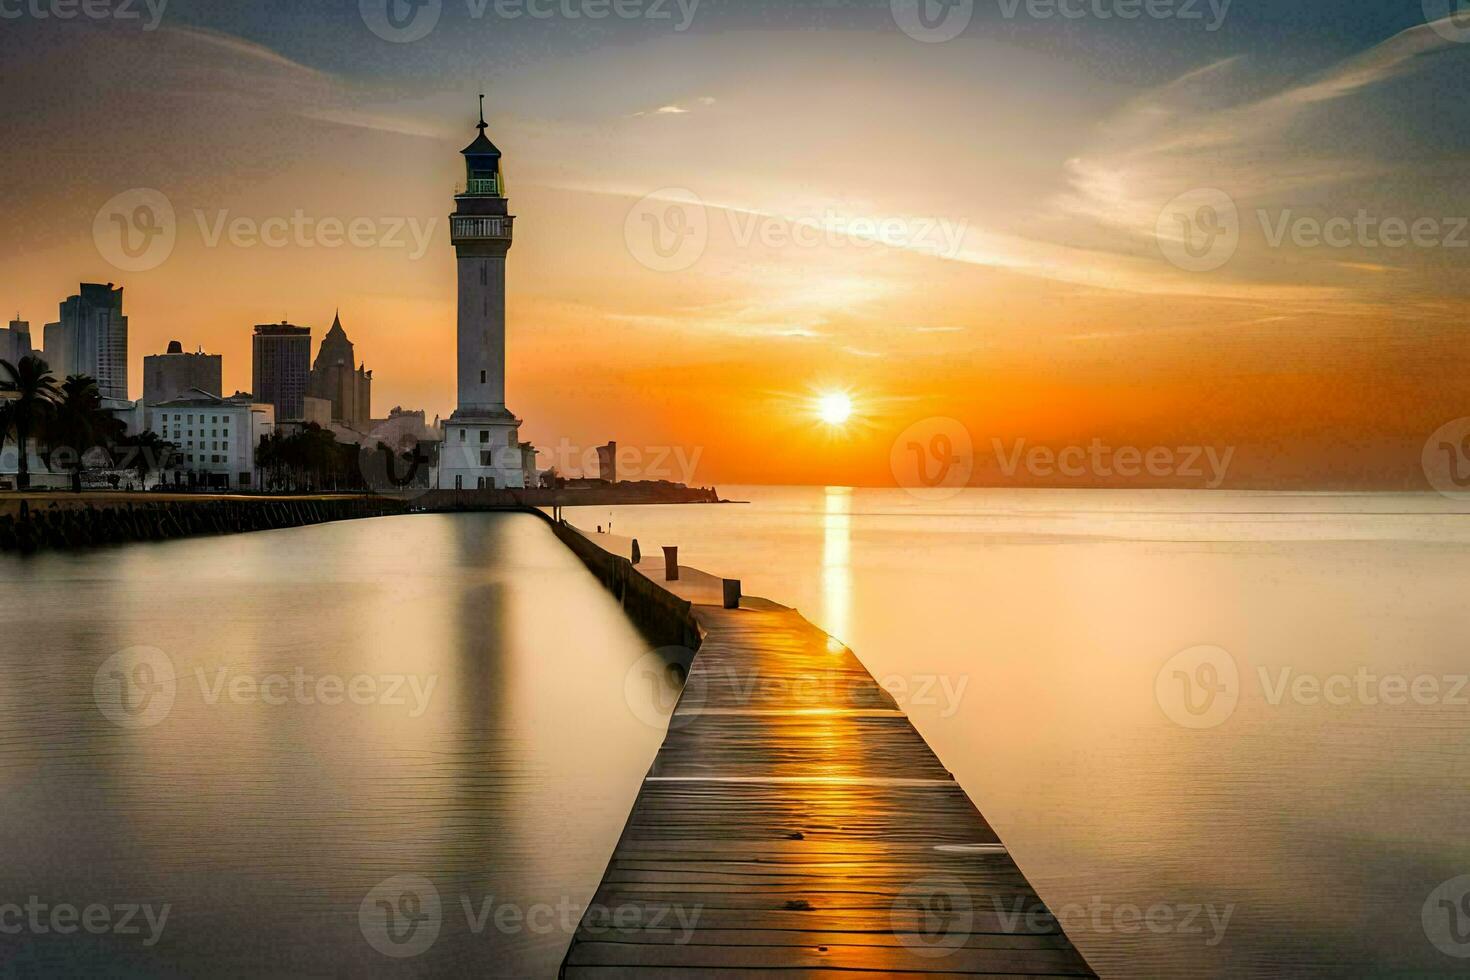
[438,97,533,490]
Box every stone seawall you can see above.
[0,497,407,555]
[533,511,702,652]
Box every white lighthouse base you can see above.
[437,417,528,490]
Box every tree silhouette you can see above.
[0,356,61,490]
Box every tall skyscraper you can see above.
[252,322,311,422]
[308,312,373,433]
[144,340,223,406]
[438,99,530,490]
[0,316,32,366]
[42,284,129,401]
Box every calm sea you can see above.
[0,512,668,976]
[3,491,1469,977]
[563,486,1470,977]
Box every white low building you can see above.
[150,389,275,489]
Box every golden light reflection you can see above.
[822,486,852,646]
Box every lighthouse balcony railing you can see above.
[451,216,513,240]
[455,177,502,198]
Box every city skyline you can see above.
[3,3,1469,487]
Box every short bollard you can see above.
[631,538,641,565]
[723,579,741,610]
[664,546,679,581]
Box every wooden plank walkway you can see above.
[561,538,1096,978]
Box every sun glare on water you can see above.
[817,392,853,426]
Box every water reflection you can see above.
[0,513,668,977]
[822,486,852,643]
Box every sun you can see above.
[817,392,853,426]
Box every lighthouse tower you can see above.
[439,98,531,490]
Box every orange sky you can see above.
[3,16,1468,488]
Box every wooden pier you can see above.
[560,533,1096,977]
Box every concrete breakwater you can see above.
[0,496,407,555]
[544,513,702,652]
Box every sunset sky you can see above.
[3,1,1468,487]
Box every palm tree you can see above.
[47,375,124,492]
[0,356,61,490]
[0,399,14,482]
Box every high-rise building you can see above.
[42,284,129,402]
[597,442,618,483]
[144,340,223,406]
[438,99,535,490]
[0,316,32,366]
[308,312,373,433]
[251,322,311,422]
